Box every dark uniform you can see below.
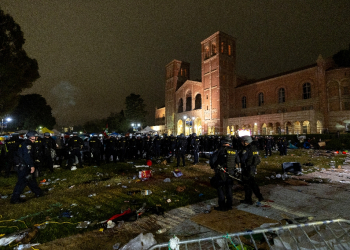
[5,134,21,177]
[67,132,83,168]
[10,131,43,204]
[239,136,264,205]
[41,133,56,172]
[191,133,200,164]
[176,134,187,167]
[89,135,103,166]
[105,136,117,162]
[213,137,240,211]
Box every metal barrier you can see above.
[147,218,350,250]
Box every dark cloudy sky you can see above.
[1,1,350,127]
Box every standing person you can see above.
[239,136,264,205]
[176,134,187,168]
[67,132,83,169]
[89,134,102,166]
[191,133,200,165]
[32,133,44,177]
[264,136,272,157]
[41,132,56,172]
[55,134,65,167]
[211,136,240,211]
[5,133,21,178]
[10,131,43,204]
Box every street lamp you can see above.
[131,123,141,132]
[1,117,12,134]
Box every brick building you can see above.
[152,31,350,135]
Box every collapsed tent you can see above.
[140,126,156,134]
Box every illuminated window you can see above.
[242,96,246,109]
[228,44,232,56]
[258,92,264,106]
[278,88,285,103]
[303,83,311,99]
[220,42,225,53]
[205,46,209,59]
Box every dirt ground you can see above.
[17,155,350,249]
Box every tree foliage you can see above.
[106,110,129,133]
[333,47,350,67]
[124,93,147,127]
[0,9,40,116]
[10,94,56,130]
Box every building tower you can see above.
[165,60,190,135]
[201,31,237,134]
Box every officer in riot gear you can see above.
[176,134,187,167]
[211,136,240,211]
[10,131,43,204]
[239,136,264,205]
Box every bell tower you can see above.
[201,31,236,134]
[165,60,190,134]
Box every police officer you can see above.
[264,136,272,157]
[67,132,83,169]
[212,136,240,211]
[10,131,43,204]
[239,136,264,205]
[41,132,56,172]
[89,134,103,166]
[191,133,200,165]
[176,134,187,167]
[5,133,21,178]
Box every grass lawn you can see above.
[0,148,346,249]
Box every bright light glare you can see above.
[238,129,251,137]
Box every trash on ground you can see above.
[176,186,186,192]
[169,235,180,250]
[172,169,183,177]
[139,169,152,179]
[88,193,96,197]
[156,228,167,234]
[163,178,171,182]
[120,233,157,250]
[113,243,121,249]
[107,220,116,228]
[76,221,91,228]
[135,165,149,168]
[141,190,152,195]
[13,243,40,250]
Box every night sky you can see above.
[1,1,350,128]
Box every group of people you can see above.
[0,130,290,205]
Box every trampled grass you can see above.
[0,148,346,248]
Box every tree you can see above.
[0,8,40,116]
[82,119,105,134]
[124,93,147,127]
[333,46,350,67]
[106,110,129,133]
[10,94,56,130]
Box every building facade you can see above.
[152,31,350,135]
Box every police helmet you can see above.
[241,136,252,144]
[44,132,50,136]
[26,130,38,138]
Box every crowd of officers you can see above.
[0,132,289,177]
[0,131,289,205]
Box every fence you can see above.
[147,218,350,250]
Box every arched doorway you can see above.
[276,122,281,135]
[302,121,310,134]
[227,126,230,135]
[177,120,183,135]
[253,123,258,135]
[294,121,301,134]
[194,118,202,135]
[267,123,273,135]
[317,121,323,134]
[285,122,292,135]
[262,123,267,135]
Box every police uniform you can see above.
[67,132,83,168]
[10,131,43,204]
[239,136,263,205]
[213,138,240,211]
[191,133,200,164]
[176,134,187,167]
[89,135,103,166]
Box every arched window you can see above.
[178,98,183,113]
[228,44,232,56]
[258,92,264,106]
[278,88,285,103]
[186,97,192,111]
[195,94,202,109]
[303,83,311,99]
[242,96,246,109]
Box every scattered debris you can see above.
[120,233,157,250]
